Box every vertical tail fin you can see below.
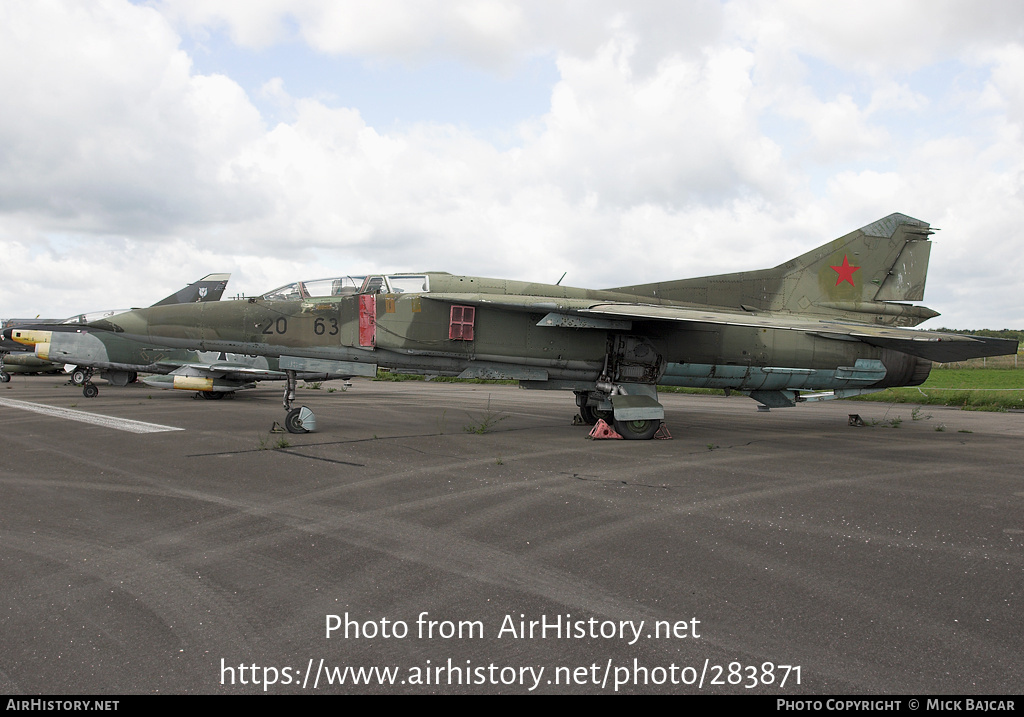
[609,213,939,326]
[775,213,934,316]
[151,273,231,306]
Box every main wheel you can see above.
[0,371,10,383]
[612,418,660,440]
[579,403,613,426]
[71,369,88,385]
[83,384,99,398]
[285,407,310,434]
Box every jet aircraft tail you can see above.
[610,213,939,327]
[4,273,232,350]
[151,273,231,306]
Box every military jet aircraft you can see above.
[3,273,231,390]
[0,350,64,378]
[6,276,363,399]
[6,214,1017,437]
[1,317,67,380]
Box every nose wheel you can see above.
[282,370,316,433]
[285,406,316,434]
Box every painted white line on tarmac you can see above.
[0,397,184,434]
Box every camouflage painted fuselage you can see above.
[47,214,1019,412]
[98,273,931,407]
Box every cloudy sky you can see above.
[1,0,1022,327]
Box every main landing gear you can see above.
[281,370,316,433]
[70,367,99,398]
[195,391,225,400]
[571,336,668,440]
[71,368,90,386]
[576,392,612,426]
[575,387,665,440]
[609,417,661,440]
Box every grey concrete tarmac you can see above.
[1,374,1022,695]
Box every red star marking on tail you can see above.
[831,255,860,286]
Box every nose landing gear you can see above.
[281,370,316,433]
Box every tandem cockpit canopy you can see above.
[261,276,365,301]
[61,309,131,324]
[358,274,431,294]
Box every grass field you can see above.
[849,360,1024,411]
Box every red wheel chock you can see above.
[588,419,623,440]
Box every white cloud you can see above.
[0,0,268,236]
[522,40,790,208]
[156,0,727,70]
[1,0,1022,329]
[732,0,1024,76]
[974,44,1024,131]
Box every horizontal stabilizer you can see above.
[855,335,1019,363]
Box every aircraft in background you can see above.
[5,214,1018,436]
[2,317,67,379]
[2,273,230,388]
[6,276,362,399]
[0,347,64,379]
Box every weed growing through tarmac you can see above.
[255,433,292,450]
[866,416,903,428]
[911,407,933,421]
[463,396,508,435]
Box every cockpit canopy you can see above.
[358,274,430,294]
[62,309,130,324]
[260,274,430,301]
[261,276,364,301]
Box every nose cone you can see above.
[9,329,52,348]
